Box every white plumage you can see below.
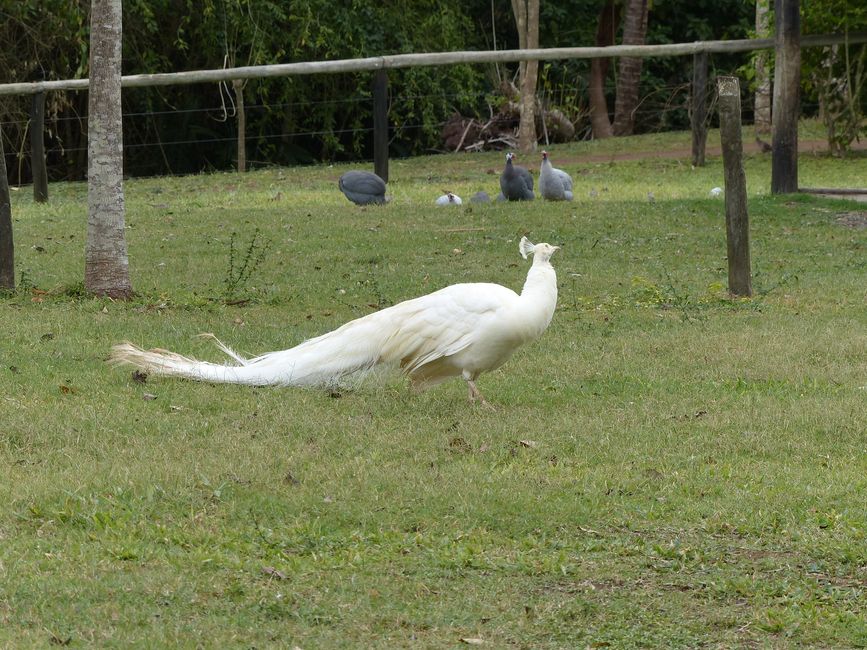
[538,151,573,201]
[110,237,560,405]
[435,191,463,206]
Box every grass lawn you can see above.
[2,121,866,648]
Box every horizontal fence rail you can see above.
[1,32,865,96]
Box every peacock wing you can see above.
[379,283,518,374]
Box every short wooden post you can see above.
[690,51,708,167]
[372,69,388,183]
[0,125,15,290]
[30,91,49,202]
[771,0,800,194]
[717,76,752,297]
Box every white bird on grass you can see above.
[435,191,463,206]
[110,237,560,407]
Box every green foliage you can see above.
[802,0,867,154]
[0,0,90,181]
[122,0,489,167]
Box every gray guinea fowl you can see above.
[499,152,535,201]
[338,170,387,205]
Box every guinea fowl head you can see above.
[542,150,549,161]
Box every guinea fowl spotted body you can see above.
[338,171,387,205]
[110,238,559,406]
[499,153,534,201]
[539,151,573,201]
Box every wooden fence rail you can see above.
[1,32,864,97]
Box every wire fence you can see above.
[0,59,835,185]
[3,86,798,157]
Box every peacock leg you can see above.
[466,379,495,410]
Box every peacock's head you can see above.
[519,237,560,262]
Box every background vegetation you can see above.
[2,126,866,646]
[2,0,865,181]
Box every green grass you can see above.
[2,121,866,648]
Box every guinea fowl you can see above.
[499,152,535,201]
[338,170,387,205]
[110,237,559,406]
[538,151,573,201]
[435,191,463,206]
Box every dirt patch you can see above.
[835,211,867,228]
[815,193,867,203]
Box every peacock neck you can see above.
[515,259,557,340]
[521,260,557,304]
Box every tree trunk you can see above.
[612,0,649,136]
[0,126,14,291]
[233,79,246,173]
[589,0,620,139]
[511,0,540,153]
[85,0,132,298]
[754,0,772,137]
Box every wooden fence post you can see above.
[30,91,49,202]
[233,79,246,173]
[771,0,800,194]
[373,69,388,182]
[717,76,752,297]
[690,51,708,167]
[0,126,14,290]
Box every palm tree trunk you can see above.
[612,0,649,136]
[85,0,132,298]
